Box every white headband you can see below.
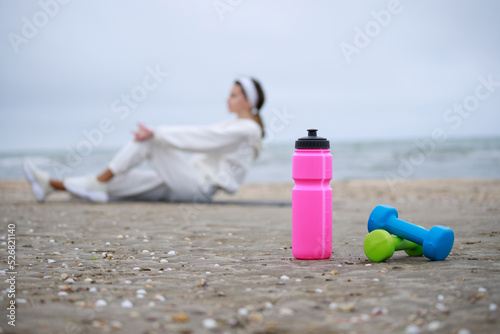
[237,77,259,110]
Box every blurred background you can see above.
[1,0,499,182]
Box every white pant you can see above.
[106,140,217,202]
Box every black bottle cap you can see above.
[295,129,330,149]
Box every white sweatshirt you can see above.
[153,118,263,194]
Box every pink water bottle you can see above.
[292,129,333,259]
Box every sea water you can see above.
[1,136,499,183]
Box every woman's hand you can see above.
[133,123,154,142]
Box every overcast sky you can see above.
[1,0,499,151]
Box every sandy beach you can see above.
[1,179,499,334]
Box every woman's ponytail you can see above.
[251,78,265,138]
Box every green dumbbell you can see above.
[364,229,424,262]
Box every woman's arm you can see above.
[152,121,260,154]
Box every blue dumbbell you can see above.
[367,205,454,261]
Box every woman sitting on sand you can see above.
[24,77,265,203]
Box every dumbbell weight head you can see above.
[364,229,423,262]
[364,230,395,262]
[367,205,398,232]
[404,242,424,257]
[423,226,455,261]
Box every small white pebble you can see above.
[280,275,290,280]
[49,239,55,243]
[160,259,168,264]
[101,252,107,258]
[47,259,56,264]
[478,287,487,293]
[155,295,166,302]
[143,239,149,242]
[295,279,302,282]
[435,303,448,313]
[228,233,233,236]
[365,264,372,267]
[337,264,342,267]
[203,318,217,329]
[74,248,79,250]
[58,291,68,296]
[132,267,140,270]
[490,303,498,311]
[200,257,205,260]
[65,278,75,284]
[215,264,220,267]
[16,298,27,304]
[121,300,133,308]
[206,272,211,275]
[89,287,97,293]
[315,289,323,294]
[124,280,132,285]
[136,289,146,295]
[405,324,420,334]
[95,299,107,307]
[372,278,380,282]
[428,321,441,331]
[105,242,111,246]
[438,295,444,301]
[167,251,176,255]
[279,307,294,316]
[142,250,149,253]
[329,302,338,310]
[238,308,249,316]
[458,329,471,334]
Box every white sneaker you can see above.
[63,175,109,203]
[23,159,54,203]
